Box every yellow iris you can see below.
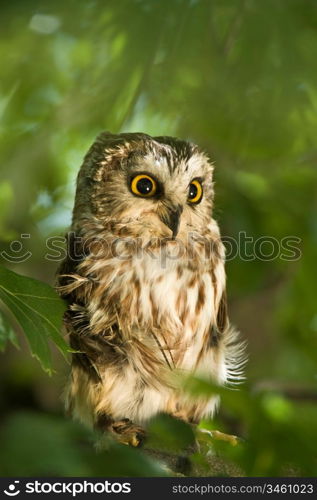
[130,174,157,197]
[188,179,203,204]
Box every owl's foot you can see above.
[111,418,146,447]
[197,428,240,446]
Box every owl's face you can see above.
[74,132,214,241]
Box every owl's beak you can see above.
[161,205,183,239]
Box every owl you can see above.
[57,131,244,447]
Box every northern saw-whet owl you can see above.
[57,132,244,447]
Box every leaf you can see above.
[0,265,69,373]
[0,309,19,351]
[94,440,168,477]
[0,412,92,476]
[0,411,167,477]
[146,413,195,453]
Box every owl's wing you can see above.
[56,232,120,381]
[209,290,229,347]
[216,290,229,334]
[56,231,85,303]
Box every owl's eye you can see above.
[188,179,203,204]
[130,174,157,197]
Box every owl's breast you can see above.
[113,247,225,371]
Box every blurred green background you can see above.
[0,0,316,476]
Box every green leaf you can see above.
[146,413,195,453]
[0,265,69,373]
[0,309,19,351]
[0,411,167,477]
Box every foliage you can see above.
[0,265,69,373]
[0,411,166,476]
[0,0,316,477]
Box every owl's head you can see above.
[73,132,214,240]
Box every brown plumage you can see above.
[57,131,245,446]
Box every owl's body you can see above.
[57,132,243,444]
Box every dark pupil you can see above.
[137,177,153,194]
[188,183,198,199]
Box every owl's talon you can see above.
[197,427,240,447]
[111,420,146,447]
[210,429,240,446]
